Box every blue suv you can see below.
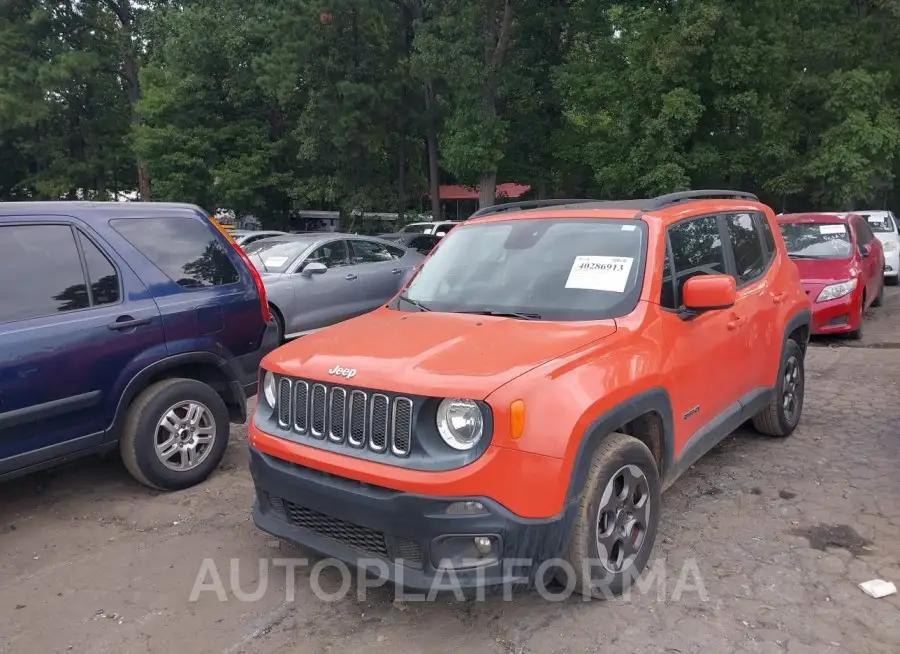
[0,202,277,490]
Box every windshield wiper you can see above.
[398,294,431,311]
[787,253,823,259]
[459,310,542,320]
[249,252,269,272]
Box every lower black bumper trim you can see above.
[249,448,574,592]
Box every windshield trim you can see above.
[389,217,649,322]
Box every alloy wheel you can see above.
[154,401,217,472]
[595,464,652,574]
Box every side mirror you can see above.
[301,262,328,277]
[682,275,736,314]
[860,244,871,258]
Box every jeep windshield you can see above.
[780,222,853,259]
[397,218,647,321]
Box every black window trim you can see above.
[0,220,123,325]
[756,212,779,264]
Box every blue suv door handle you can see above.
[391,268,403,275]
[108,316,152,330]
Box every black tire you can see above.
[119,378,230,491]
[269,304,285,344]
[751,339,805,437]
[872,281,884,307]
[886,275,899,286]
[847,295,865,341]
[558,432,661,599]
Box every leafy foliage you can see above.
[2,0,900,221]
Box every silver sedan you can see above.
[242,233,425,341]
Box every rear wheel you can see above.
[558,432,661,598]
[751,339,805,436]
[269,304,285,344]
[120,378,230,491]
[848,295,865,340]
[872,281,884,307]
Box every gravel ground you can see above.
[1,290,899,654]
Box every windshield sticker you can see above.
[264,256,288,267]
[819,225,846,235]
[565,256,634,292]
[621,225,637,231]
[867,215,885,223]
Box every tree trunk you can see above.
[477,0,514,210]
[398,122,407,224]
[425,81,442,220]
[479,170,497,207]
[109,0,150,200]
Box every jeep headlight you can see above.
[884,240,897,252]
[436,399,484,450]
[262,370,277,408]
[816,278,857,303]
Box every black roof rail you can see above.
[642,190,758,211]
[466,190,759,220]
[468,198,598,219]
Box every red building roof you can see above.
[434,183,531,200]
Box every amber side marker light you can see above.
[510,400,526,439]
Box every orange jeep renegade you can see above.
[249,190,812,597]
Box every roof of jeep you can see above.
[463,190,768,228]
[0,201,208,221]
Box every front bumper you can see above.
[249,448,573,593]
[810,291,861,335]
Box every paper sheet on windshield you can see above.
[565,256,634,292]
[264,256,288,267]
[819,225,846,235]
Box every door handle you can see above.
[108,316,151,330]
[344,273,358,281]
[391,269,403,275]
[772,292,787,305]
[727,316,746,330]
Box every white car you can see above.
[399,220,461,236]
[857,211,899,285]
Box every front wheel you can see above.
[558,432,661,598]
[751,339,805,436]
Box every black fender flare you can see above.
[107,352,247,439]
[564,387,675,503]
[782,308,812,355]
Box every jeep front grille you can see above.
[275,377,413,457]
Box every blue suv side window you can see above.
[77,231,121,306]
[0,224,90,323]
[111,217,239,289]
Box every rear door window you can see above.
[111,217,239,288]
[350,240,396,263]
[0,224,90,323]
[78,231,120,306]
[724,213,766,285]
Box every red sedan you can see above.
[777,212,884,339]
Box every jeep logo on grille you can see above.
[328,365,357,380]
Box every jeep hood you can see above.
[267,309,617,399]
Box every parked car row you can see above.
[776,210,891,339]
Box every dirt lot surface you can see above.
[2,291,900,654]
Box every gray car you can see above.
[243,233,424,341]
[233,230,288,247]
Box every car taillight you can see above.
[209,216,271,323]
